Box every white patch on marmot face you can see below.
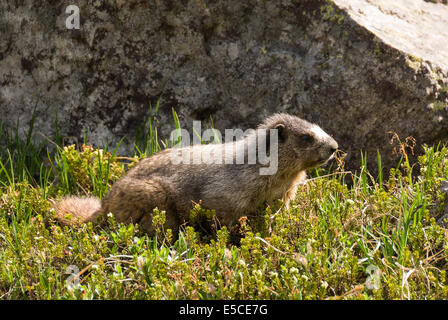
[311,125,329,142]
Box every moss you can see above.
[373,37,382,57]
[438,84,448,94]
[407,54,422,71]
[431,101,446,112]
[317,61,329,69]
[320,2,345,25]
[261,46,267,54]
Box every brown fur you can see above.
[54,113,338,234]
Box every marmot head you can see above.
[259,113,338,170]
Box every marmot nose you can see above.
[328,140,338,154]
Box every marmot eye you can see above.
[299,134,314,144]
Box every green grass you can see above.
[0,107,448,299]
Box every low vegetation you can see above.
[0,108,447,299]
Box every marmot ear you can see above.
[275,124,287,143]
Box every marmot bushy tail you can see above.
[54,196,102,226]
[53,113,338,235]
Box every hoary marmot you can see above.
[54,113,338,235]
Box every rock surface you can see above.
[1,0,448,172]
